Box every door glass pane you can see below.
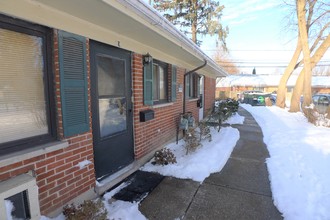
[98,98,126,137]
[0,28,48,144]
[96,55,127,137]
[97,55,125,96]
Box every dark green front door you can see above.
[90,41,134,180]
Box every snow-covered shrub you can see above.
[152,148,177,165]
[214,98,239,121]
[303,105,330,127]
[63,200,107,220]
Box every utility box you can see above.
[140,109,154,122]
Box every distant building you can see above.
[216,74,330,101]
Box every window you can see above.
[152,61,168,103]
[186,73,200,99]
[0,15,55,155]
[143,58,176,106]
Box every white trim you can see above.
[188,98,199,102]
[152,102,174,109]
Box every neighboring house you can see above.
[216,74,330,101]
[0,0,227,218]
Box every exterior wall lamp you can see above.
[143,53,153,64]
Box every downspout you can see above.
[183,59,207,114]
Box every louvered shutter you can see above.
[143,60,153,106]
[171,65,177,102]
[58,31,89,137]
[197,74,201,97]
[185,74,189,98]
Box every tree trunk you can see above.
[191,1,198,44]
[297,0,313,113]
[289,34,330,112]
[276,39,302,108]
[191,22,197,44]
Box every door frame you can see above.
[90,40,134,180]
[199,75,205,121]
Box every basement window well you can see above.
[5,191,30,219]
[0,174,40,220]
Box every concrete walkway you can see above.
[139,107,283,220]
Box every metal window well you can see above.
[0,174,40,220]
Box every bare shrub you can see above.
[152,148,177,165]
[63,200,107,220]
[184,127,201,154]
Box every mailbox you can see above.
[140,109,154,122]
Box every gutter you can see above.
[183,59,207,114]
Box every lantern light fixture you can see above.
[143,53,153,64]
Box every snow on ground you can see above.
[40,182,146,220]
[141,114,242,182]
[241,104,330,220]
[39,113,242,220]
[102,182,146,220]
[5,200,14,220]
[224,112,245,125]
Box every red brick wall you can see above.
[185,99,199,122]
[0,31,96,215]
[132,54,184,159]
[204,76,216,115]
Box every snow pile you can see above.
[141,126,240,182]
[5,200,14,220]
[241,104,330,220]
[223,112,244,125]
[102,182,146,220]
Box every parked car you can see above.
[269,93,277,105]
[239,90,273,106]
[312,94,330,114]
[238,90,263,103]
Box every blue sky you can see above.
[200,0,298,74]
[143,0,329,75]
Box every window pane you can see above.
[96,55,127,137]
[153,64,159,100]
[190,74,194,98]
[159,66,165,100]
[0,28,48,144]
[97,55,125,97]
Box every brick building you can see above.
[216,74,330,102]
[0,0,227,218]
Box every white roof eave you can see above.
[0,0,227,78]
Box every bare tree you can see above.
[213,47,239,74]
[289,34,330,111]
[276,0,330,109]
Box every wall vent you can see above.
[0,174,40,220]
